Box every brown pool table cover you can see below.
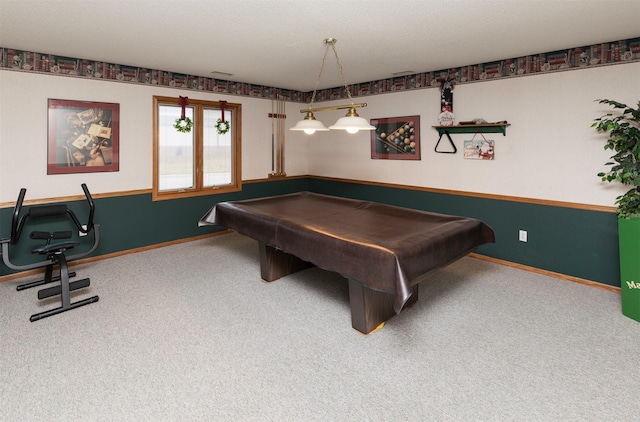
[199,192,495,312]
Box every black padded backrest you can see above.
[28,204,68,218]
[9,184,96,244]
[13,204,71,245]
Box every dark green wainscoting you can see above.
[308,178,620,288]
[1,177,620,289]
[0,178,309,276]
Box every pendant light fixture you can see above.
[290,38,375,135]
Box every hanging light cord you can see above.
[328,39,355,106]
[308,41,330,110]
[308,38,355,110]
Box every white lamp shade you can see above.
[328,116,375,133]
[290,118,329,134]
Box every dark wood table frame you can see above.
[258,241,418,334]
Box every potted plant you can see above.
[593,99,640,322]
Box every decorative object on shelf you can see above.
[370,115,421,160]
[290,38,375,135]
[216,100,230,135]
[47,99,120,174]
[438,105,455,126]
[173,96,192,133]
[432,122,510,154]
[592,98,640,323]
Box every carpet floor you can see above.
[1,232,639,421]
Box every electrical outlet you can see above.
[79,224,88,237]
[519,230,527,242]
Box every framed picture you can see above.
[370,115,420,160]
[47,99,119,174]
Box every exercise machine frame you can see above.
[1,184,100,321]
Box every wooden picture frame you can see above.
[370,115,420,160]
[47,99,119,174]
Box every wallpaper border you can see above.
[1,37,638,103]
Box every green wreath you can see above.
[216,118,230,135]
[174,117,193,133]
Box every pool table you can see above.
[199,192,495,334]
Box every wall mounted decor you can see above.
[370,116,420,160]
[432,122,509,154]
[47,99,119,174]
[464,136,495,160]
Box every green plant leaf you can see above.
[594,98,640,218]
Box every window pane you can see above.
[203,108,233,187]
[158,105,195,191]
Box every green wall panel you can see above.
[92,178,307,255]
[308,178,620,287]
[1,177,620,289]
[0,179,308,276]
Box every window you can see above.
[153,96,241,200]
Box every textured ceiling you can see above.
[1,0,639,91]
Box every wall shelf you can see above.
[431,123,511,153]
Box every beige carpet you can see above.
[1,232,639,421]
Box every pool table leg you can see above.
[348,279,419,334]
[258,242,314,282]
[258,241,419,334]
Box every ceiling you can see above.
[1,0,639,92]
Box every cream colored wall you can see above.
[0,71,309,202]
[300,62,640,207]
[2,62,639,206]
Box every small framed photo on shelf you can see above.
[370,115,420,160]
[47,99,119,174]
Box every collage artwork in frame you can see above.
[47,99,119,174]
[370,115,420,160]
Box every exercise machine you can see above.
[1,184,100,321]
